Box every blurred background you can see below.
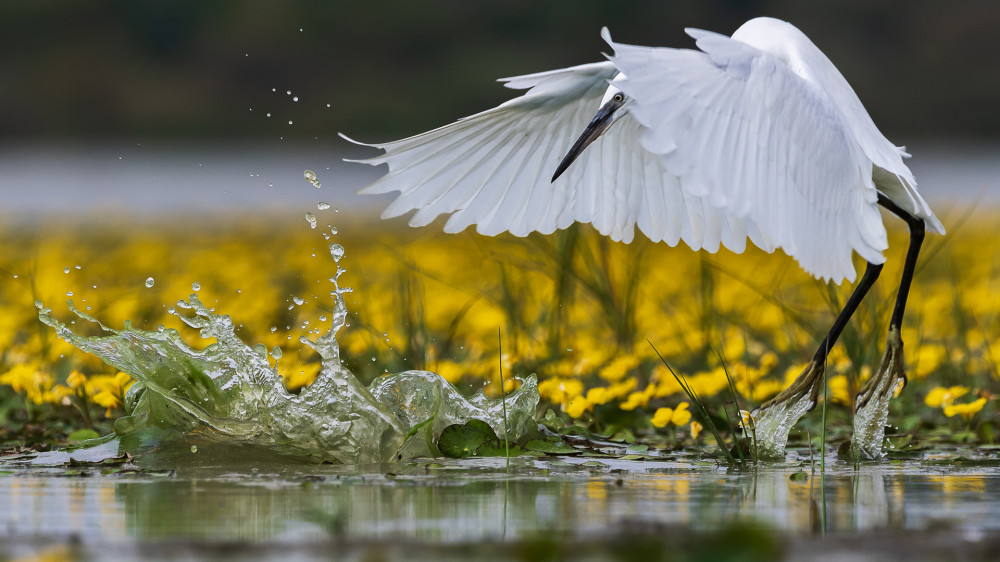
[0,0,997,218]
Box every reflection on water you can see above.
[3,457,999,546]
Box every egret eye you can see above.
[613,93,624,103]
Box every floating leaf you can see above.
[618,454,646,461]
[525,439,579,455]
[67,429,101,444]
[437,420,498,458]
[788,471,808,482]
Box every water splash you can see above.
[752,391,814,460]
[752,360,824,459]
[852,328,906,459]
[303,169,321,188]
[35,242,539,464]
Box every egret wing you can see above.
[605,28,887,282]
[345,62,759,252]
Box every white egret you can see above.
[343,17,944,458]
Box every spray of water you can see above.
[35,238,538,464]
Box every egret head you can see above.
[551,84,629,182]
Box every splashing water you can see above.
[35,242,539,464]
[303,169,321,188]
[852,328,906,459]
[752,391,815,460]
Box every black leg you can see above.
[812,261,884,363]
[853,195,927,411]
[876,194,926,333]
[757,260,883,412]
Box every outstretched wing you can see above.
[605,27,888,282]
[344,62,762,254]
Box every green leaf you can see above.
[437,420,498,458]
[67,429,101,444]
[618,454,646,461]
[625,444,649,456]
[524,439,579,455]
[477,444,523,457]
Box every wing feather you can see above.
[347,60,758,255]
[605,28,889,281]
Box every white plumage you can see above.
[344,17,943,283]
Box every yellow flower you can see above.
[943,397,987,421]
[739,409,754,430]
[66,370,87,390]
[651,402,692,428]
[828,375,850,405]
[651,407,674,428]
[538,377,584,405]
[620,391,646,411]
[434,360,466,384]
[565,395,591,418]
[690,420,703,439]
[670,402,692,426]
[759,352,779,372]
[586,386,612,406]
[599,354,640,382]
[92,390,120,411]
[925,386,969,408]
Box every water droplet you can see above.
[288,120,293,125]
[305,212,317,229]
[75,265,81,270]
[317,202,330,210]
[371,357,377,362]
[145,277,155,288]
[271,346,283,359]
[293,297,305,306]
[293,96,299,102]
[329,243,345,260]
[303,170,321,188]
[190,445,198,453]
[192,281,201,291]
[330,226,338,235]
[64,267,70,274]
[66,291,73,296]
[270,326,278,333]
[266,112,271,117]
[286,90,292,95]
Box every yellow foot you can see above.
[752,358,825,460]
[852,327,907,460]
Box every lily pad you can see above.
[67,429,102,444]
[437,420,498,458]
[525,439,579,455]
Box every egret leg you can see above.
[853,197,926,458]
[753,261,883,459]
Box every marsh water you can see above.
[3,452,1000,560]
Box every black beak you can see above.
[551,99,619,182]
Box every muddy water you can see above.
[3,454,999,560]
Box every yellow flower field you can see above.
[0,207,997,448]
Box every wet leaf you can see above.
[477,443,523,457]
[525,439,579,455]
[618,454,645,461]
[67,429,101,443]
[625,444,649,456]
[788,471,808,482]
[437,420,498,458]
